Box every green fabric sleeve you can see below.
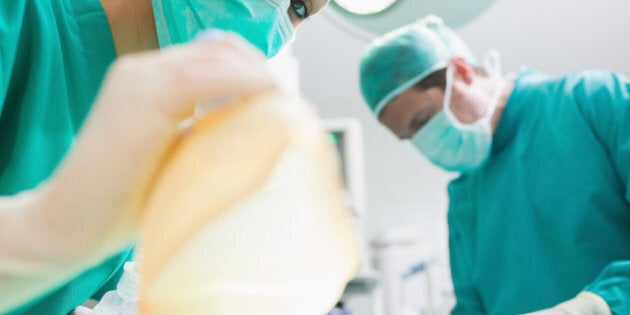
[450,281,485,315]
[0,0,22,114]
[575,71,630,315]
[448,194,485,315]
[585,261,630,315]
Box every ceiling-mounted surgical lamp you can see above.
[327,0,497,41]
[333,0,399,15]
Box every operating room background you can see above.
[290,0,630,256]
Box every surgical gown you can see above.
[448,70,630,314]
[0,0,133,313]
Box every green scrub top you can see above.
[0,0,133,313]
[448,69,630,314]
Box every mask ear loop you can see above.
[481,80,506,122]
[441,62,460,124]
[417,15,444,27]
[480,49,505,121]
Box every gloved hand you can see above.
[0,31,277,311]
[522,292,611,315]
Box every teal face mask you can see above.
[411,59,506,173]
[152,0,294,58]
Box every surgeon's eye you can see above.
[408,105,436,136]
[409,117,427,136]
[291,0,310,20]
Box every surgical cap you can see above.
[359,15,478,116]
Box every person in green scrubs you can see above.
[0,0,329,314]
[359,16,630,315]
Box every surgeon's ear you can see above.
[450,57,474,85]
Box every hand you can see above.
[521,292,611,315]
[0,32,277,311]
[42,32,277,261]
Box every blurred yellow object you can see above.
[138,93,360,314]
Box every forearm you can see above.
[0,105,173,311]
[39,92,179,262]
[0,188,61,274]
[0,83,180,270]
[0,188,90,312]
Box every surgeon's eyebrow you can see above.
[311,0,326,14]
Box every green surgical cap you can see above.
[359,15,478,116]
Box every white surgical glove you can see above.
[70,306,93,315]
[0,32,276,312]
[522,292,611,315]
